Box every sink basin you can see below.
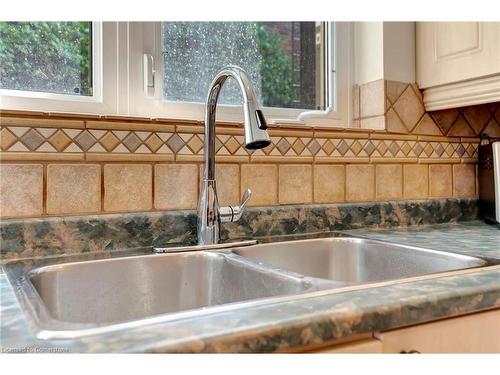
[7,251,312,338]
[4,235,491,340]
[232,237,488,284]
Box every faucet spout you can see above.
[198,66,271,245]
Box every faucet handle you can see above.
[219,189,252,223]
[240,189,252,209]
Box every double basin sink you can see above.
[4,235,490,339]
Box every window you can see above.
[162,22,325,111]
[0,22,93,96]
[0,22,352,127]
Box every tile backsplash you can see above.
[1,89,498,219]
[354,79,500,138]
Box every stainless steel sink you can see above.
[232,237,488,283]
[4,235,490,340]
[6,251,314,338]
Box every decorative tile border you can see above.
[0,113,484,162]
[0,198,479,260]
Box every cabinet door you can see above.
[380,309,500,353]
[417,22,500,88]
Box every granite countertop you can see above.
[1,220,499,353]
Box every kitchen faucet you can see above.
[197,66,271,245]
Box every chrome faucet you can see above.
[198,66,271,245]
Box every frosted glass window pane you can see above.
[162,22,323,110]
[0,22,93,96]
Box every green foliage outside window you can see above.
[255,23,293,107]
[0,22,92,96]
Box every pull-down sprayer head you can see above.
[205,65,271,151]
[240,85,271,150]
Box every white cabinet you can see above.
[300,309,500,353]
[417,22,500,110]
[380,309,500,353]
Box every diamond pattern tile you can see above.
[400,142,412,156]
[465,144,476,157]
[386,80,409,104]
[187,135,204,154]
[0,128,17,150]
[456,144,466,157]
[100,131,121,152]
[2,101,487,165]
[20,129,45,151]
[215,137,224,152]
[123,132,143,152]
[307,139,321,155]
[423,143,434,157]
[0,125,478,162]
[166,133,185,154]
[351,140,363,155]
[392,86,425,132]
[376,141,389,156]
[463,105,491,135]
[263,142,276,155]
[445,144,455,157]
[364,140,376,156]
[75,130,97,152]
[434,143,445,157]
[430,108,460,135]
[483,118,500,137]
[224,137,241,154]
[276,138,291,155]
[388,141,400,156]
[323,140,336,155]
[144,134,163,152]
[292,138,306,155]
[336,140,349,155]
[49,130,72,152]
[412,143,423,156]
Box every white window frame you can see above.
[0,22,118,114]
[130,21,353,127]
[0,21,353,128]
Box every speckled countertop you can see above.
[1,220,499,353]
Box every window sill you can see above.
[0,108,363,132]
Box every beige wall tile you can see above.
[360,80,385,118]
[386,81,409,104]
[376,164,403,200]
[346,165,375,202]
[403,164,428,199]
[104,164,152,212]
[155,164,198,210]
[313,165,345,203]
[279,164,312,204]
[198,164,240,206]
[385,108,409,134]
[241,164,278,206]
[47,164,101,214]
[215,164,240,206]
[429,164,452,198]
[0,164,43,217]
[412,114,442,136]
[453,164,475,197]
[392,86,425,132]
[447,115,475,137]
